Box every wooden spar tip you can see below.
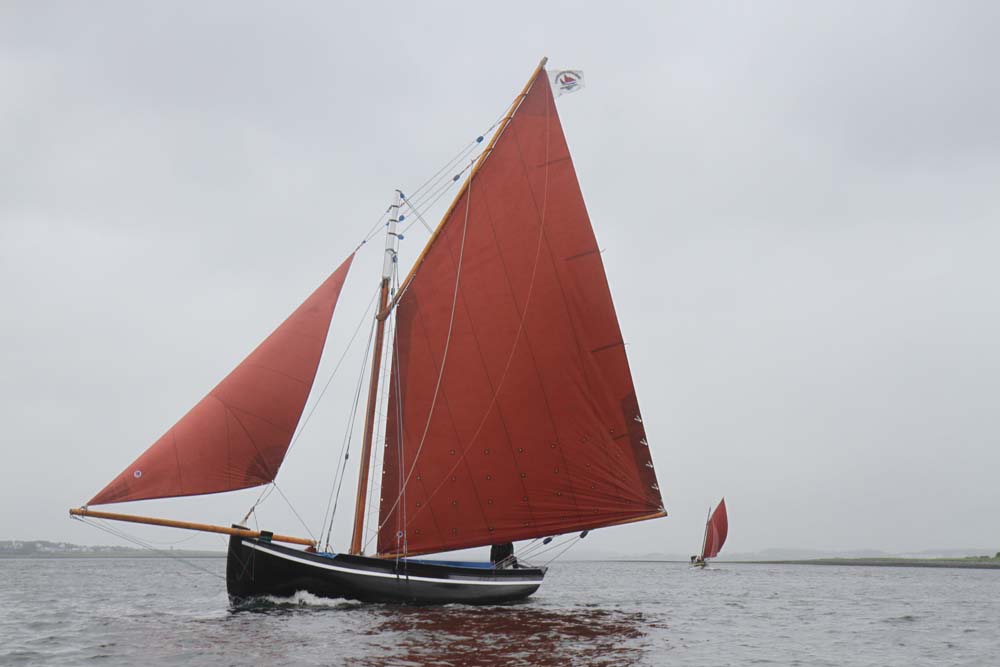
[68,507,316,547]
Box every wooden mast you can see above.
[69,507,315,546]
[349,190,402,555]
[380,56,549,318]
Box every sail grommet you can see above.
[133,470,142,479]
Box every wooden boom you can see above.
[68,508,316,547]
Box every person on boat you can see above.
[490,542,517,569]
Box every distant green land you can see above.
[745,554,1000,570]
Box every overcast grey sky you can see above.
[2,2,998,558]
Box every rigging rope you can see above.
[272,481,316,542]
[72,516,225,581]
[320,313,378,550]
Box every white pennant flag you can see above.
[550,69,585,97]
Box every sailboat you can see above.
[692,498,728,568]
[69,57,666,605]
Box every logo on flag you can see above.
[551,69,585,97]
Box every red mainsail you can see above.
[376,69,663,556]
[88,254,354,505]
[701,499,728,560]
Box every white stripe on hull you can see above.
[243,541,543,587]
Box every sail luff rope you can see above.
[377,71,554,536]
[385,269,408,556]
[363,281,406,555]
[359,208,392,247]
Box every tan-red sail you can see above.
[701,499,728,559]
[377,69,663,556]
[89,254,354,505]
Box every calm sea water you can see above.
[1,558,996,666]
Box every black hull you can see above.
[226,535,546,605]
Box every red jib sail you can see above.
[701,499,728,559]
[88,254,355,505]
[377,69,663,556]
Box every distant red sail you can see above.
[701,499,728,559]
[88,254,355,505]
[377,69,663,556]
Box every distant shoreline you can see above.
[741,557,1000,570]
[4,556,999,568]
[0,551,225,559]
[604,558,1000,570]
